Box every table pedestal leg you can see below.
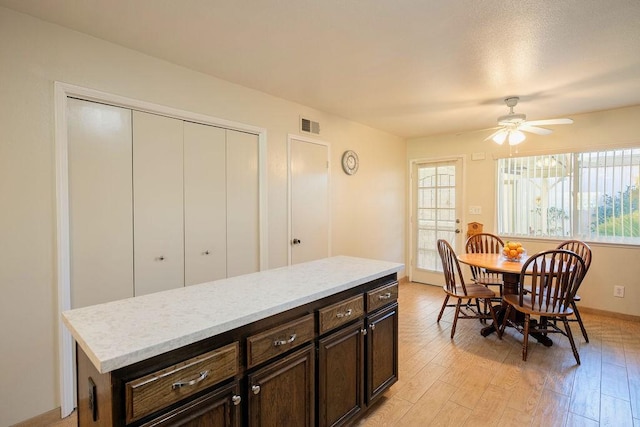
[480,272,553,347]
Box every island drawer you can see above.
[318,294,364,334]
[247,313,315,368]
[125,342,239,423]
[367,281,398,312]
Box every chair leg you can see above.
[437,294,450,322]
[499,304,511,336]
[571,301,589,343]
[522,314,530,361]
[486,299,502,340]
[562,317,581,365]
[451,298,462,339]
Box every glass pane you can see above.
[416,162,457,271]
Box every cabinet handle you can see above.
[252,385,261,395]
[157,256,165,261]
[232,395,242,406]
[336,309,353,318]
[171,370,208,390]
[370,323,376,331]
[273,333,297,347]
[378,292,392,300]
[361,328,367,336]
[204,250,210,255]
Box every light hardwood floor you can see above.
[358,281,640,427]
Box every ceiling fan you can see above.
[485,97,573,145]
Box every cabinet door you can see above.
[366,303,398,403]
[184,122,227,285]
[247,344,314,427]
[133,111,184,296]
[67,99,134,308]
[226,130,259,277]
[318,321,365,427]
[140,381,241,427]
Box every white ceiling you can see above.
[2,0,640,138]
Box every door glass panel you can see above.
[415,162,459,273]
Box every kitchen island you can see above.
[63,256,403,426]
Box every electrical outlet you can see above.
[614,285,625,298]
[469,206,482,215]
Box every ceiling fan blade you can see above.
[525,118,573,126]
[520,124,553,135]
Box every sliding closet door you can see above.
[67,99,134,308]
[226,130,260,277]
[133,111,184,296]
[184,122,227,285]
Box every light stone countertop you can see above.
[62,256,403,374]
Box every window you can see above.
[497,148,640,244]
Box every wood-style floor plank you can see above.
[359,282,640,427]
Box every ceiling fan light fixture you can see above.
[508,129,526,145]
[492,130,507,145]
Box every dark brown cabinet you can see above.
[74,274,399,427]
[140,381,241,427]
[317,321,365,427]
[366,303,398,403]
[247,344,315,427]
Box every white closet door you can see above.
[226,130,260,277]
[133,111,184,296]
[290,139,329,265]
[67,99,134,308]
[184,122,227,285]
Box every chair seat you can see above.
[503,294,574,317]
[443,283,495,299]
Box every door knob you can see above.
[292,238,302,245]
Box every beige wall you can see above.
[0,7,406,425]
[407,105,640,317]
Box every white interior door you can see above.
[133,111,185,296]
[67,99,134,308]
[184,122,227,285]
[410,158,463,285]
[226,129,260,277]
[289,136,330,265]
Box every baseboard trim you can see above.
[579,305,640,322]
[12,408,76,427]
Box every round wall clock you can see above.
[341,150,359,175]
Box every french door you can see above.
[410,158,463,285]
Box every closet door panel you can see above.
[68,99,134,308]
[133,111,184,296]
[226,130,260,277]
[184,122,227,286]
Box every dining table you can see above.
[457,252,553,346]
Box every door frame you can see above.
[287,134,331,265]
[408,155,466,284]
[54,82,268,417]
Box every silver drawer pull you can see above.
[273,333,297,347]
[252,385,261,395]
[336,309,353,318]
[232,395,242,406]
[378,292,392,300]
[171,370,209,390]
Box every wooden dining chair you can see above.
[499,249,587,364]
[436,239,501,339]
[465,233,505,297]
[556,240,592,342]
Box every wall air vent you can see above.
[300,117,320,135]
